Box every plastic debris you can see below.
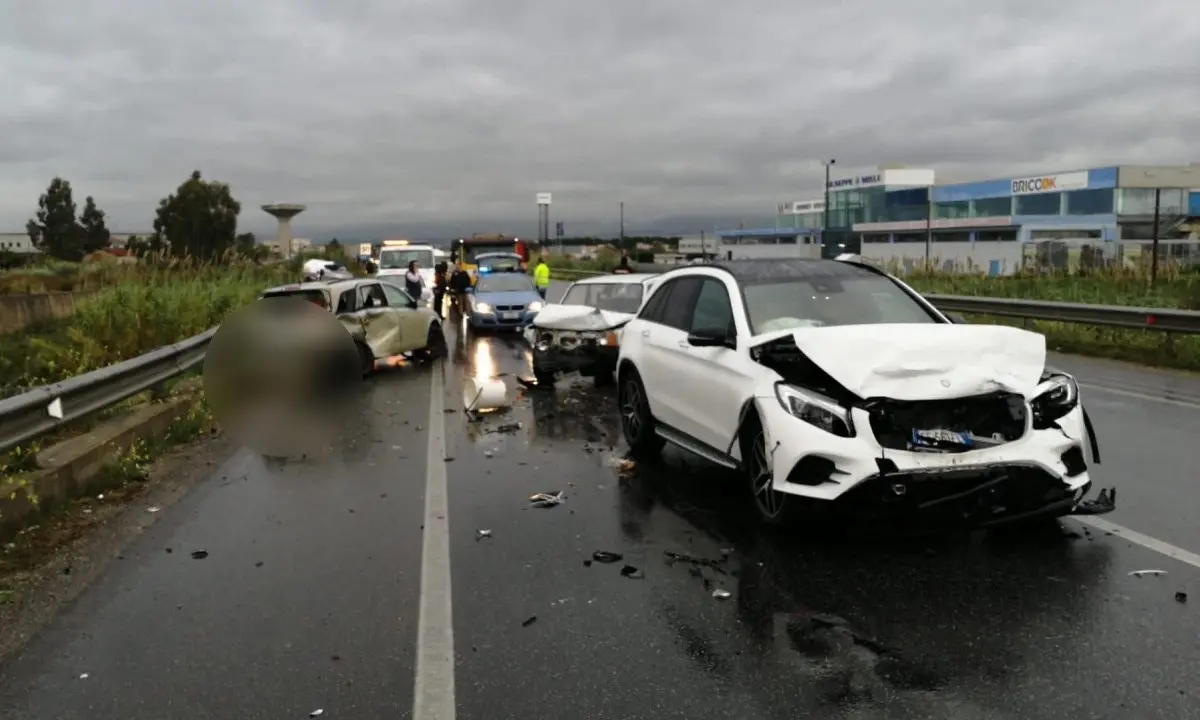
[529,491,564,508]
[1129,569,1167,577]
[476,529,492,541]
[310,710,324,717]
[488,422,523,435]
[522,615,538,627]
[1176,592,1188,603]
[664,550,728,573]
[484,450,495,458]
[712,589,731,600]
[190,550,209,560]
[620,565,644,579]
[79,673,89,679]
[147,506,161,513]
[592,551,623,564]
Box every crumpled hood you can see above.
[776,323,1047,400]
[532,304,633,331]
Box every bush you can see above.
[0,256,292,393]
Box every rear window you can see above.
[261,289,330,310]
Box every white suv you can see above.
[615,257,1111,528]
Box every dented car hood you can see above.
[772,323,1047,400]
[532,304,633,331]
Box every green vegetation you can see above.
[878,261,1200,371]
[0,258,292,394]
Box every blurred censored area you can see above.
[203,295,363,459]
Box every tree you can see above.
[26,177,85,260]
[152,170,242,261]
[80,196,112,254]
[327,238,343,259]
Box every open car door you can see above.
[379,283,428,353]
[357,282,405,357]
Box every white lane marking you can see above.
[1073,516,1200,570]
[1079,382,1200,410]
[412,366,455,720]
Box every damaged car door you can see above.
[379,282,426,353]
[357,282,405,357]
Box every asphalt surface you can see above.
[1,283,1199,719]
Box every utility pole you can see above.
[924,190,934,268]
[619,201,625,249]
[823,159,835,257]
[1150,187,1161,288]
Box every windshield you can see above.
[561,282,644,313]
[478,255,522,271]
[475,274,535,294]
[743,276,938,334]
[378,248,433,269]
[462,244,515,262]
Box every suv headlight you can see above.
[774,383,855,438]
[1032,372,1079,427]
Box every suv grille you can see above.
[868,392,1027,453]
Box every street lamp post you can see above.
[823,159,835,256]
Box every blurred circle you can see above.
[203,294,363,459]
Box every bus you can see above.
[451,235,531,282]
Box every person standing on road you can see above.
[449,261,472,314]
[432,260,448,318]
[533,254,550,299]
[404,260,424,301]
[613,253,632,274]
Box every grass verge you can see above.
[0,390,215,606]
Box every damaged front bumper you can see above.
[526,326,619,376]
[757,400,1115,525]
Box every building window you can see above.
[933,200,970,219]
[973,197,1012,217]
[1065,188,1113,215]
[1117,188,1187,215]
[1015,192,1062,216]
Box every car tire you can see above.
[356,341,374,378]
[422,322,446,360]
[618,367,663,457]
[740,412,793,527]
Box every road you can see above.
[2,284,1199,719]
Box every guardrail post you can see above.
[149,381,171,401]
[1161,331,1175,362]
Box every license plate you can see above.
[910,428,972,448]
[501,311,519,320]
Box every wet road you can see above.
[2,295,1200,718]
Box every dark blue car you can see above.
[466,273,544,331]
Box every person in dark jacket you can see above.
[433,261,448,318]
[449,262,472,314]
[404,260,425,300]
[613,254,633,274]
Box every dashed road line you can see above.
[1073,516,1200,570]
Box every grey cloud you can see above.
[1,0,1197,236]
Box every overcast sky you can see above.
[1,0,1197,236]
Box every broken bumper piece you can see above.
[1068,486,1116,516]
[832,464,1102,527]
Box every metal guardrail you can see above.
[1,279,1198,454]
[0,328,215,454]
[926,295,1200,334]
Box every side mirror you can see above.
[945,312,968,324]
[687,331,736,349]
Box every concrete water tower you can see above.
[262,203,306,258]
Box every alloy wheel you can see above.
[621,380,644,441]
[750,431,785,518]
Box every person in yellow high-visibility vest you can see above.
[533,254,550,299]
